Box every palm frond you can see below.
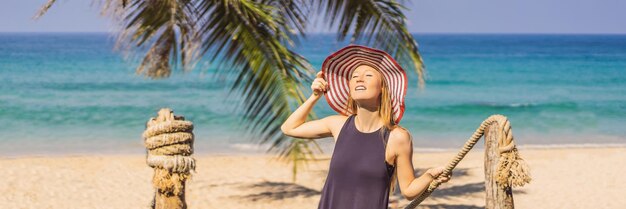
[264,0,311,41]
[107,0,201,78]
[32,0,56,20]
[277,138,323,182]
[195,0,316,155]
[36,0,200,78]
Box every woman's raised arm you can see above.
[280,71,332,139]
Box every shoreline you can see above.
[3,132,625,158]
[2,142,626,158]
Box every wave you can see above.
[517,143,626,149]
[7,81,229,92]
[227,142,626,154]
[230,143,272,151]
[413,101,580,115]
[427,80,479,86]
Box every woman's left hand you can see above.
[426,166,452,184]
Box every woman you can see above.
[281,45,451,209]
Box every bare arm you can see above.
[393,129,451,200]
[280,71,332,139]
[281,94,334,139]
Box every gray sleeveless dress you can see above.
[317,114,395,209]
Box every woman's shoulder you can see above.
[389,125,410,134]
[323,114,350,125]
[388,125,412,145]
[322,114,351,140]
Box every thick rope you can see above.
[143,108,196,196]
[403,114,531,209]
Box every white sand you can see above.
[1,147,625,208]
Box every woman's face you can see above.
[349,65,383,103]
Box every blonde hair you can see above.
[345,63,400,195]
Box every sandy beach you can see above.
[1,145,625,209]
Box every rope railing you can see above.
[403,114,531,209]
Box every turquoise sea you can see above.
[1,33,625,155]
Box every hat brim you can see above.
[321,45,408,124]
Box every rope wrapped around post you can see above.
[143,108,195,209]
[403,114,532,209]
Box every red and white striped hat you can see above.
[321,45,408,124]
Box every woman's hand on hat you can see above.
[311,71,328,96]
[426,166,451,184]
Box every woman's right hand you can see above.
[281,70,334,139]
[311,71,328,97]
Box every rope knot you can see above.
[143,108,196,196]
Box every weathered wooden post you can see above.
[143,108,195,209]
[484,121,515,209]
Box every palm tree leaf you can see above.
[113,0,200,78]
[194,0,316,154]
[32,0,57,20]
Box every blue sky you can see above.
[1,0,625,34]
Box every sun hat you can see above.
[321,44,408,124]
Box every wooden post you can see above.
[484,123,515,209]
[144,108,195,209]
[153,176,187,209]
